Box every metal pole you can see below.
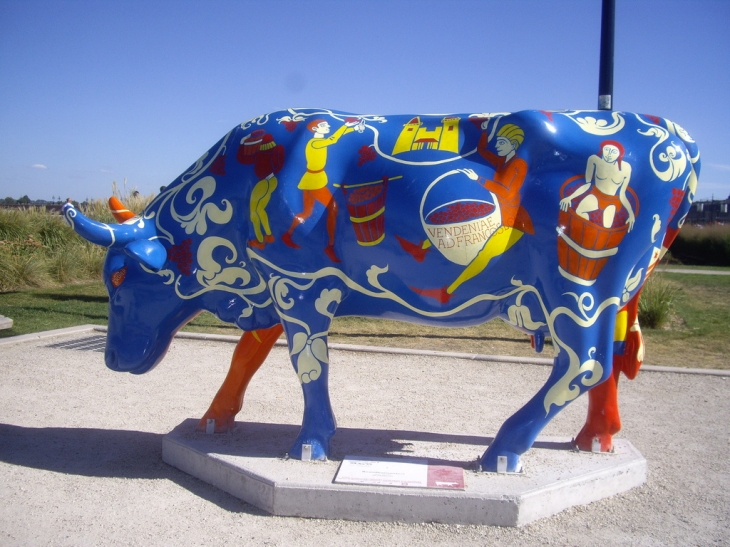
[598,0,616,110]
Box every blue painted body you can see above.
[64,108,699,472]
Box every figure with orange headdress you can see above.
[413,121,534,303]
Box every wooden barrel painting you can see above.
[557,176,640,286]
[236,129,265,165]
[341,176,397,246]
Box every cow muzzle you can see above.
[104,342,161,374]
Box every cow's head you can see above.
[63,202,197,374]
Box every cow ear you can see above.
[124,239,167,271]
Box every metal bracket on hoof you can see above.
[571,437,616,455]
[477,456,524,474]
[591,437,616,454]
[591,437,602,453]
[497,455,524,474]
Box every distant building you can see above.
[685,196,730,224]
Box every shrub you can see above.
[0,209,27,240]
[638,275,679,329]
[670,224,730,266]
[47,251,82,284]
[0,253,49,292]
[77,244,106,280]
[37,215,76,249]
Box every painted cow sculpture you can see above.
[63,108,699,472]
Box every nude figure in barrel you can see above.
[560,141,635,231]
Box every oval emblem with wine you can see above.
[421,170,502,265]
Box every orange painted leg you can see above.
[575,288,644,452]
[197,324,284,433]
[574,366,621,452]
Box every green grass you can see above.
[0,283,109,334]
[0,282,235,337]
[639,273,730,368]
[2,271,728,369]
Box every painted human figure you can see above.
[281,118,364,262]
[237,131,285,249]
[414,122,534,303]
[448,123,534,291]
[560,140,635,231]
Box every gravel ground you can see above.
[1,330,728,546]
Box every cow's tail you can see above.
[613,292,643,379]
[612,118,700,379]
[658,119,701,257]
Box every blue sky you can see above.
[1,0,728,201]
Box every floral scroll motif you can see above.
[638,126,688,183]
[195,236,251,290]
[172,176,233,236]
[561,111,626,135]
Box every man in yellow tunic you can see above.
[281,118,362,262]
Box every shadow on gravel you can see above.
[169,420,576,468]
[0,423,266,515]
[0,421,578,507]
[328,331,537,344]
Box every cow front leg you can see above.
[197,324,283,433]
[480,314,615,472]
[284,325,336,461]
[277,284,340,461]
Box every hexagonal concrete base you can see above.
[162,419,646,526]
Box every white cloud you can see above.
[706,163,730,172]
[31,163,48,169]
[100,169,113,174]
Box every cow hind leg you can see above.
[574,366,621,452]
[480,313,615,472]
[197,324,283,433]
[574,289,644,451]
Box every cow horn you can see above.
[108,196,136,222]
[62,202,140,248]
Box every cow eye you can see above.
[110,266,128,288]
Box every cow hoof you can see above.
[196,413,236,433]
[574,430,614,453]
[289,436,330,461]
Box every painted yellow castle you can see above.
[391,116,460,155]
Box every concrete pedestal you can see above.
[163,419,646,526]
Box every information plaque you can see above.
[334,456,465,490]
